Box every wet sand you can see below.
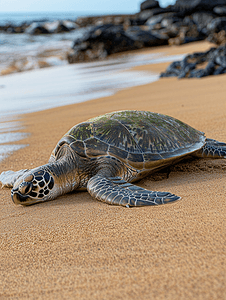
[0,41,225,299]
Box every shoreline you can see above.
[1,41,225,299]
[0,41,214,162]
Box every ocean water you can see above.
[0,12,91,74]
[0,52,185,118]
[0,12,185,162]
[0,52,185,161]
[0,12,82,25]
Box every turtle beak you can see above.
[11,189,28,204]
[11,189,36,205]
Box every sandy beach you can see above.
[0,41,225,299]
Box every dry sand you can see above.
[0,41,225,299]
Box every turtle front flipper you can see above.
[194,139,226,158]
[0,169,29,188]
[87,175,180,207]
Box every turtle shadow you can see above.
[141,157,226,183]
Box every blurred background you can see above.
[0,0,176,75]
[1,0,226,160]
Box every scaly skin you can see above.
[87,175,180,207]
[194,139,226,158]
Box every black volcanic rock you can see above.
[140,0,159,11]
[214,6,226,15]
[145,7,174,16]
[160,44,226,78]
[25,22,50,34]
[0,20,78,35]
[191,12,215,35]
[145,14,166,28]
[68,24,143,63]
[45,21,78,33]
[207,30,226,45]
[135,10,156,24]
[54,22,70,33]
[207,17,226,33]
[126,26,168,46]
[75,14,133,28]
[134,7,176,25]
[174,0,226,13]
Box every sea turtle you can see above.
[0,110,226,207]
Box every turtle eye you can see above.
[19,182,33,195]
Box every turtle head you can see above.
[11,168,56,205]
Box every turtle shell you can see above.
[53,111,206,171]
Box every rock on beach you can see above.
[2,0,226,78]
[67,0,226,67]
[160,44,226,78]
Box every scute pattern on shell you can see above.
[53,111,206,170]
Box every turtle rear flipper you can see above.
[0,169,28,188]
[194,139,226,158]
[87,175,181,207]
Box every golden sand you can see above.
[0,41,225,299]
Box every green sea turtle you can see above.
[0,110,226,207]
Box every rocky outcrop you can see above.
[160,44,226,78]
[67,24,142,63]
[75,14,132,28]
[2,0,226,68]
[126,26,168,46]
[140,0,159,11]
[214,6,226,15]
[25,20,78,34]
[0,20,78,34]
[173,0,226,14]
[25,23,50,34]
[67,0,226,64]
[0,23,28,33]
[67,24,169,63]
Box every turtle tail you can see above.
[87,175,181,207]
[194,138,226,158]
